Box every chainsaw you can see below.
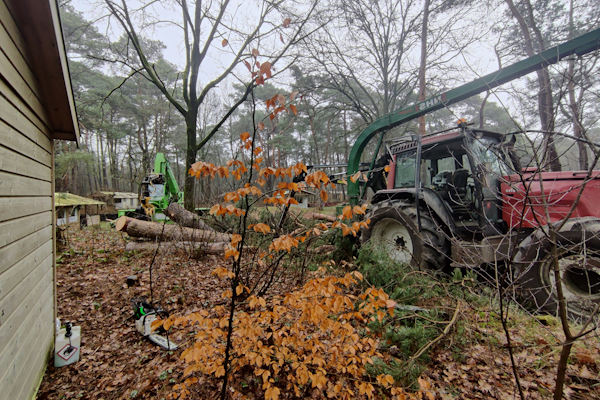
[131,298,178,350]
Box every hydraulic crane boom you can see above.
[154,152,182,202]
[347,27,600,205]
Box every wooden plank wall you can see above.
[0,1,56,399]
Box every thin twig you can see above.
[409,303,460,363]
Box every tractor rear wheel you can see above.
[361,200,448,270]
[515,218,600,321]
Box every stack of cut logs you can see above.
[115,203,229,255]
[116,203,338,256]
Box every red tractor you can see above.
[361,124,600,320]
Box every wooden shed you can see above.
[0,0,79,398]
[55,192,105,228]
[91,191,138,216]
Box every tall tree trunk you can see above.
[567,0,588,170]
[106,140,113,190]
[505,0,560,171]
[96,132,104,189]
[184,108,198,210]
[417,0,430,135]
[99,132,107,189]
[127,136,135,192]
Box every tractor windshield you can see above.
[467,136,508,176]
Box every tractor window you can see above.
[437,156,455,172]
[394,153,416,188]
[149,184,165,201]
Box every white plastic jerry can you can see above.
[54,322,81,367]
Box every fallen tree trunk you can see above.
[125,240,227,254]
[302,212,336,222]
[116,216,230,242]
[165,203,214,231]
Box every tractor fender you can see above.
[370,188,456,232]
[514,217,600,265]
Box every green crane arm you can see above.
[347,27,600,205]
[154,152,181,202]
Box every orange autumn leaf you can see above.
[248,295,266,309]
[265,385,280,400]
[282,17,291,28]
[320,189,328,202]
[270,235,299,252]
[224,247,240,261]
[258,122,265,130]
[235,284,245,296]
[352,205,367,215]
[292,162,307,176]
[251,48,259,57]
[341,205,352,220]
[350,171,362,183]
[253,223,271,234]
[285,197,299,206]
[259,62,272,79]
[224,192,240,202]
[276,94,286,106]
[289,104,298,115]
[341,223,353,237]
[221,38,228,47]
[163,317,174,331]
[209,204,220,215]
[240,131,250,141]
[215,365,226,377]
[231,233,242,247]
[150,318,163,331]
[212,266,234,279]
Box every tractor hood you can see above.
[501,170,600,228]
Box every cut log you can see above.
[302,212,336,222]
[165,203,214,231]
[116,216,230,242]
[125,241,227,254]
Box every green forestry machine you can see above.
[348,27,600,321]
[118,152,184,220]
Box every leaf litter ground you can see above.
[37,227,600,399]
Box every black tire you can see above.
[514,217,600,321]
[361,200,449,271]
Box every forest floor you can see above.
[37,225,600,400]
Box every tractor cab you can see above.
[141,173,167,203]
[382,126,515,238]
